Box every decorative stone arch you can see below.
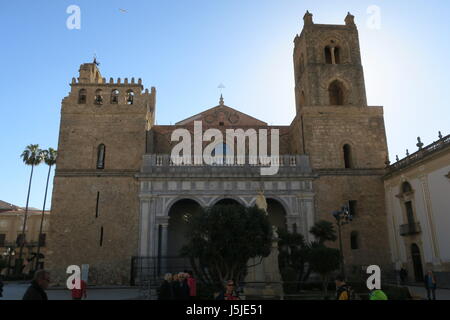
[164,196,206,217]
[327,77,351,106]
[208,196,249,208]
[248,195,291,215]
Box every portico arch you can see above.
[167,199,202,257]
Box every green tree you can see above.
[181,204,272,290]
[34,147,57,272]
[308,245,341,298]
[277,229,312,292]
[17,144,43,273]
[309,220,337,245]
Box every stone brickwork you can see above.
[46,63,156,285]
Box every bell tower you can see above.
[293,11,368,113]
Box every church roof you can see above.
[176,96,268,126]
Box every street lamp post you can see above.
[332,205,352,279]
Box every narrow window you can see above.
[97,144,105,169]
[325,46,333,64]
[329,80,345,105]
[94,89,103,105]
[126,90,134,105]
[78,89,87,104]
[405,201,415,225]
[0,233,5,247]
[111,89,119,104]
[95,192,100,218]
[349,200,357,218]
[100,226,104,247]
[39,233,46,247]
[343,144,353,168]
[350,231,359,250]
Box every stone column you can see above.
[331,47,336,65]
[160,222,169,275]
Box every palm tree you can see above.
[34,148,57,272]
[309,220,337,245]
[17,144,43,274]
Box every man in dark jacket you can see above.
[424,270,437,300]
[22,270,50,300]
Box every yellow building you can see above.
[0,200,50,275]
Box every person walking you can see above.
[178,272,190,300]
[216,280,240,300]
[71,278,88,300]
[335,275,353,300]
[186,271,197,300]
[0,275,4,298]
[22,270,50,300]
[424,270,437,300]
[158,273,174,300]
[400,267,408,285]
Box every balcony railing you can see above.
[399,223,421,236]
[388,134,450,172]
[141,154,313,176]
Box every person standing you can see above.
[179,272,190,300]
[71,278,88,300]
[186,271,197,300]
[369,289,388,300]
[216,280,240,300]
[22,270,50,300]
[424,270,437,300]
[335,275,353,300]
[158,273,174,300]
[400,268,408,285]
[0,275,4,298]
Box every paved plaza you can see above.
[0,282,141,300]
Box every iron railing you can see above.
[399,223,421,236]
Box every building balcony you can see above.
[140,154,313,178]
[399,223,421,236]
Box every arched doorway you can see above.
[266,198,287,231]
[167,199,202,257]
[411,244,424,282]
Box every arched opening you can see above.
[334,47,341,64]
[267,198,287,231]
[97,144,105,169]
[324,46,333,64]
[343,144,353,169]
[402,182,413,194]
[350,231,359,250]
[94,89,103,105]
[78,89,87,104]
[167,199,202,258]
[329,80,345,105]
[126,90,134,105]
[411,244,424,282]
[110,89,119,104]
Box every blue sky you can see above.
[1,0,449,209]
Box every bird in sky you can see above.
[119,8,128,13]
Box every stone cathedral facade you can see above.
[47,12,392,285]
